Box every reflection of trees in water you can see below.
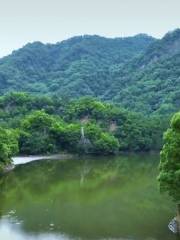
[80,160,91,186]
[0,177,5,218]
[0,154,174,239]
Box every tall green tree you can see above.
[158,112,180,232]
[19,110,62,154]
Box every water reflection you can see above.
[0,154,177,240]
[0,219,70,240]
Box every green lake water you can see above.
[0,154,179,240]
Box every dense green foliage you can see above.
[0,29,180,115]
[0,128,19,171]
[104,29,180,114]
[158,112,180,203]
[0,27,176,160]
[0,34,154,109]
[0,92,169,158]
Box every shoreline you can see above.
[0,151,159,174]
[12,153,74,165]
[0,153,74,175]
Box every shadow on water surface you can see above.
[0,153,178,240]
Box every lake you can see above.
[0,153,178,240]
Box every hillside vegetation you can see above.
[106,29,180,114]
[1,29,180,169]
[0,92,169,170]
[1,30,180,115]
[0,34,155,107]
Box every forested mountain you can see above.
[0,34,154,99]
[0,29,180,115]
[106,29,180,114]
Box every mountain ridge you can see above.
[0,29,180,115]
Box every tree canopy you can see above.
[158,112,180,203]
[0,92,169,157]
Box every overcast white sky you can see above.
[0,0,180,57]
